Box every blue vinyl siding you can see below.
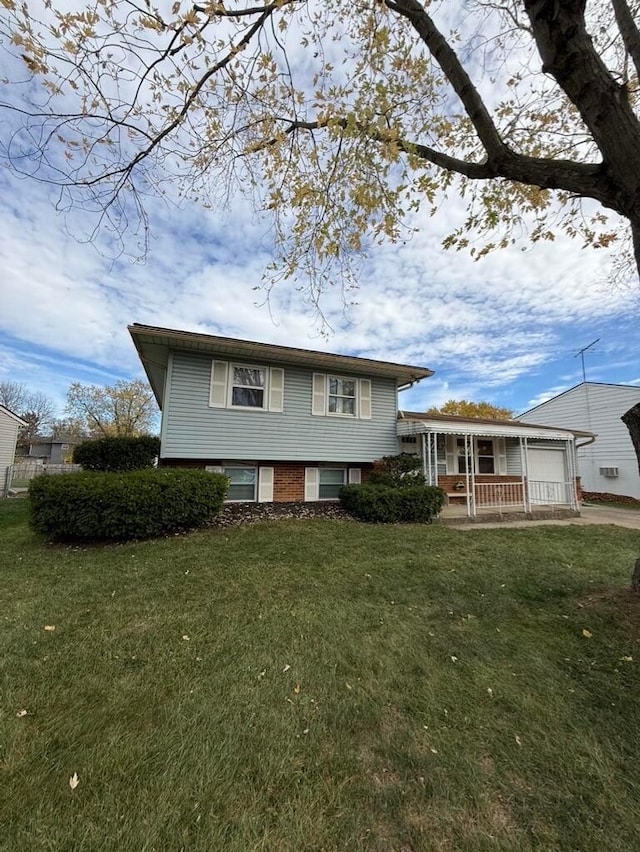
[161,351,399,462]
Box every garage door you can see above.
[528,448,568,504]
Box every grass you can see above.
[1,499,640,851]
[584,500,640,511]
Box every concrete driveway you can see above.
[451,504,640,531]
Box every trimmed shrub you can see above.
[339,483,445,524]
[73,436,161,472]
[29,468,227,541]
[368,452,427,488]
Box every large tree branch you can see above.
[385,0,508,163]
[524,0,640,221]
[610,0,640,83]
[276,117,609,207]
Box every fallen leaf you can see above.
[182,635,190,641]
[515,735,522,747]
[282,664,291,673]
[430,748,438,754]
[44,625,56,632]
[487,688,493,697]
[619,656,633,662]
[16,709,28,718]
[293,684,301,694]
[345,682,353,690]
[69,772,79,790]
[451,656,458,663]
[582,629,593,639]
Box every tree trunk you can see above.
[621,403,640,592]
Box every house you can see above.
[519,382,640,499]
[129,324,433,502]
[0,405,27,497]
[129,323,586,515]
[16,436,78,465]
[397,411,589,516]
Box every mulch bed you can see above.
[211,501,355,527]
[582,491,640,505]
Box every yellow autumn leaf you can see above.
[582,630,592,639]
[69,772,79,790]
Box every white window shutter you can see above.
[205,465,224,473]
[359,379,372,419]
[496,438,507,475]
[258,466,274,502]
[348,468,361,484]
[304,467,319,501]
[209,360,228,408]
[312,373,326,416]
[268,368,284,412]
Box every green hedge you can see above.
[29,469,228,542]
[339,483,445,523]
[73,436,161,472]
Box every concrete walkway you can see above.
[449,504,640,531]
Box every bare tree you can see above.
[0,381,29,414]
[66,380,158,437]
[0,381,57,439]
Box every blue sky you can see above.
[2,160,638,423]
[1,5,639,423]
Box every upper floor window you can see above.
[209,360,284,412]
[312,373,372,419]
[328,377,356,416]
[231,366,265,408]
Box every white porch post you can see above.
[522,437,531,513]
[434,433,439,487]
[519,437,528,513]
[465,433,475,517]
[422,432,428,483]
[568,439,579,510]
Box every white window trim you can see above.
[206,464,258,502]
[228,363,268,411]
[210,360,285,412]
[318,467,348,501]
[327,376,357,418]
[450,437,506,475]
[306,466,361,501]
[312,373,372,420]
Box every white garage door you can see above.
[528,448,568,504]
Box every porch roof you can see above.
[397,411,593,441]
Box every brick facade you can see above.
[161,458,372,502]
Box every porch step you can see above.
[438,508,581,526]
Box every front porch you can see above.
[397,412,583,519]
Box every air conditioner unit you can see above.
[599,467,619,478]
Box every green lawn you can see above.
[1,499,639,851]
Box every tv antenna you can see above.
[574,338,599,383]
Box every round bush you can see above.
[29,468,228,541]
[73,436,161,472]
[339,483,445,523]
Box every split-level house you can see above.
[130,324,587,515]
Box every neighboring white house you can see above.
[0,405,27,497]
[519,382,640,499]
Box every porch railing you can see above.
[528,480,573,506]
[474,481,525,510]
